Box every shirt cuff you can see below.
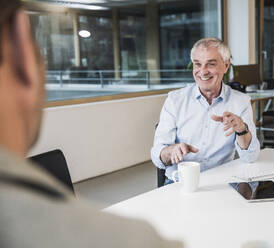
[151,145,168,169]
[235,135,260,162]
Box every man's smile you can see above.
[198,75,214,81]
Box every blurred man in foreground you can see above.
[0,0,182,247]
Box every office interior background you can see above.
[27,0,273,190]
[27,0,223,101]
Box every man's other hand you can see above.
[211,112,246,136]
[160,143,199,165]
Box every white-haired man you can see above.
[151,37,260,196]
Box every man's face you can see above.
[192,46,229,94]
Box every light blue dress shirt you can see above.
[151,83,260,182]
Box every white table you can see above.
[106,149,274,248]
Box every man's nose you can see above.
[200,65,209,75]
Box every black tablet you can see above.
[229,181,274,203]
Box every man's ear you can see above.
[224,59,230,73]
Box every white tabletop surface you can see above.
[105,149,274,248]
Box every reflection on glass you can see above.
[29,12,75,71]
[79,15,113,71]
[230,181,274,202]
[160,0,221,70]
[119,10,146,82]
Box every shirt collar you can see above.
[194,82,227,102]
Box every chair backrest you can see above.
[155,123,167,187]
[29,149,74,194]
[157,168,166,188]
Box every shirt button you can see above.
[202,142,206,146]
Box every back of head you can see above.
[0,0,45,156]
[0,0,22,63]
[190,37,231,63]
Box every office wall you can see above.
[29,94,167,183]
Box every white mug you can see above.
[172,161,200,193]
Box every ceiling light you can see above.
[66,3,108,10]
[45,1,109,10]
[79,30,91,38]
[63,0,107,4]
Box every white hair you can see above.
[190,37,231,63]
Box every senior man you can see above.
[0,0,183,247]
[151,37,260,191]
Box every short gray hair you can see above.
[190,37,231,63]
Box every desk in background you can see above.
[106,149,274,248]
[248,90,274,124]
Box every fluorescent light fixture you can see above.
[35,1,110,10]
[79,30,91,38]
[67,3,108,10]
[67,0,107,3]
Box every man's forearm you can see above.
[236,132,251,150]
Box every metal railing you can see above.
[46,69,194,89]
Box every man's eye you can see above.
[208,63,216,67]
[194,63,201,67]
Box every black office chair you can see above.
[154,123,167,187]
[157,167,166,187]
[29,149,74,194]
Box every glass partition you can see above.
[26,0,223,102]
[78,15,114,71]
[160,0,222,71]
[29,12,75,71]
[119,9,147,77]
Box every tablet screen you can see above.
[229,181,274,202]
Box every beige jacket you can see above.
[0,147,183,248]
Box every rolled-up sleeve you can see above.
[235,98,260,163]
[151,145,168,169]
[151,95,177,169]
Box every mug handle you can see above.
[172,170,178,183]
